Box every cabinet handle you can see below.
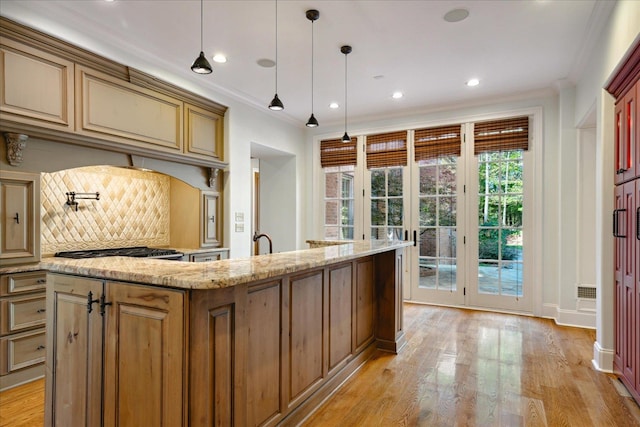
[37,308,46,313]
[36,279,46,284]
[87,291,99,314]
[36,345,45,351]
[413,230,417,247]
[637,207,639,241]
[209,215,215,222]
[404,230,408,241]
[13,213,19,224]
[99,293,112,316]
[616,168,627,175]
[613,209,627,238]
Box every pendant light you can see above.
[191,0,212,74]
[268,0,284,110]
[341,45,352,142]
[305,9,320,127]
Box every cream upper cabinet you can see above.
[76,65,183,153]
[0,38,74,131]
[0,171,41,265]
[184,103,224,161]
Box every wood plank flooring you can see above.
[302,304,640,427]
[0,378,43,427]
[1,304,639,426]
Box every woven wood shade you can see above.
[474,116,529,155]
[414,124,462,161]
[320,137,357,168]
[366,131,407,169]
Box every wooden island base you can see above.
[43,243,407,426]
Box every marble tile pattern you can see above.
[39,240,411,290]
[40,166,170,254]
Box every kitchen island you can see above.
[40,240,409,426]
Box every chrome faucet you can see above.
[253,231,273,254]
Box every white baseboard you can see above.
[592,340,614,373]
[542,303,596,329]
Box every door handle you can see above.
[613,209,626,238]
[404,230,408,241]
[413,230,417,247]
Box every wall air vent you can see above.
[577,286,597,300]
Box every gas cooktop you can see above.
[54,246,183,260]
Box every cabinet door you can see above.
[0,38,74,130]
[635,82,640,179]
[103,282,185,427]
[45,273,103,427]
[0,171,41,265]
[614,182,637,386]
[184,103,223,160]
[76,65,183,152]
[201,191,221,247]
[622,88,637,182]
[635,179,640,395]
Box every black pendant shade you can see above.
[306,113,319,128]
[191,51,212,74]
[342,132,351,143]
[191,0,212,75]
[269,93,284,111]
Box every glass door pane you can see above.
[476,151,524,297]
[323,165,355,240]
[410,155,464,306]
[370,167,404,240]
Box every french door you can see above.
[406,120,533,313]
[319,115,535,313]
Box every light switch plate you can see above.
[235,212,244,222]
[235,223,244,232]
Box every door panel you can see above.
[410,156,464,305]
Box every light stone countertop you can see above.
[0,263,43,275]
[38,240,410,290]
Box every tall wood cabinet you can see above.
[607,40,640,405]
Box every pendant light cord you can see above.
[275,0,278,93]
[344,52,348,134]
[200,0,204,51]
[311,19,314,112]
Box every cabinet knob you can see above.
[36,279,46,284]
[13,213,19,224]
[36,345,45,351]
[37,308,46,313]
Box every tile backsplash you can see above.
[41,166,170,254]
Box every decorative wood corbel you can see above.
[209,167,220,188]
[3,133,28,166]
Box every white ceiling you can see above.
[1,0,613,128]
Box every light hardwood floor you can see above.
[302,304,640,427]
[1,304,639,427]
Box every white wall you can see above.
[572,0,639,371]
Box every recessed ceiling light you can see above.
[212,54,227,63]
[329,102,339,109]
[444,8,469,23]
[392,91,403,99]
[257,58,275,68]
[466,78,480,87]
